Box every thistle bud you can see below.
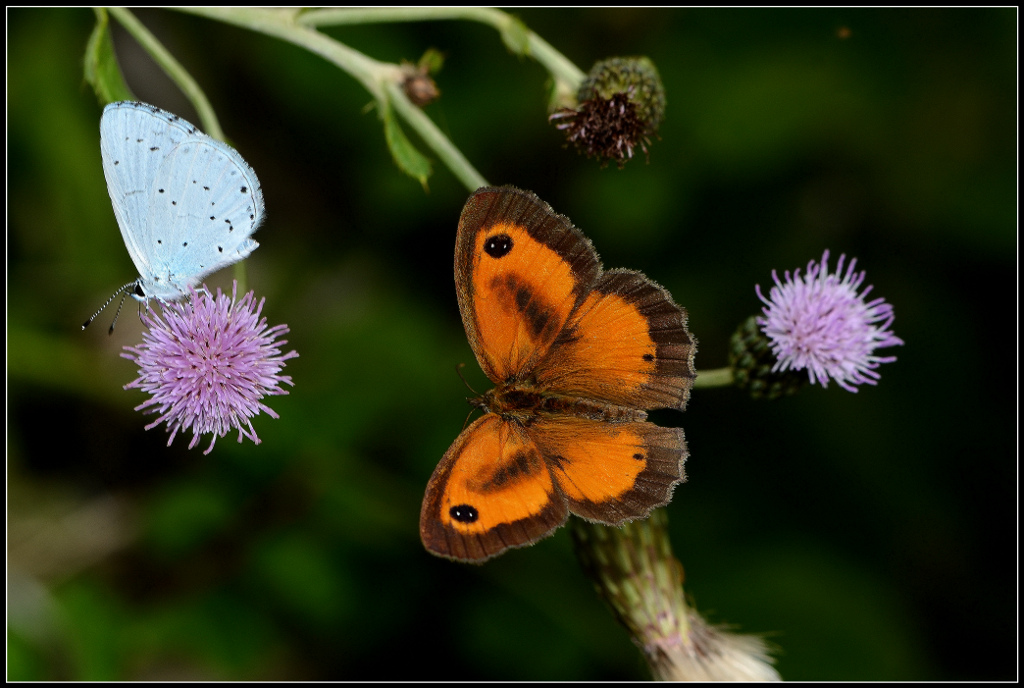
[549,56,667,168]
[729,315,809,400]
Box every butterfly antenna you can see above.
[454,362,479,395]
[461,407,477,432]
[107,288,133,335]
[82,281,135,333]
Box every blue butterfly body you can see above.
[99,100,264,303]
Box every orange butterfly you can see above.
[420,186,697,562]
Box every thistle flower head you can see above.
[549,56,666,168]
[572,512,780,681]
[756,250,904,393]
[121,282,298,454]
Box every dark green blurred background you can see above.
[7,8,1016,681]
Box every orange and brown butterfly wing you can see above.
[533,268,697,412]
[420,414,569,562]
[419,413,687,562]
[456,186,696,411]
[455,186,600,384]
[528,415,687,525]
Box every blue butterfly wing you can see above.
[99,102,197,289]
[145,136,264,299]
[99,101,264,302]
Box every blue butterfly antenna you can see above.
[82,280,137,334]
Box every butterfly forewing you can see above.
[100,102,198,282]
[535,269,697,411]
[456,187,600,384]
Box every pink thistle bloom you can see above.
[755,250,903,393]
[121,282,298,454]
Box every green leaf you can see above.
[83,8,134,104]
[417,47,445,75]
[381,98,431,189]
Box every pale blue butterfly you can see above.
[84,101,265,331]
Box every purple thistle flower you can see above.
[121,282,298,454]
[755,250,903,393]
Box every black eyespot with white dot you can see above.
[484,234,513,258]
[450,504,479,523]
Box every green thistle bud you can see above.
[572,511,780,681]
[729,315,808,400]
[549,56,666,168]
[579,56,666,135]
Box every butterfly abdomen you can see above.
[480,385,647,424]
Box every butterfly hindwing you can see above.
[147,137,263,294]
[419,413,687,562]
[527,415,686,524]
[420,414,569,562]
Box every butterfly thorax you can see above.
[473,383,647,424]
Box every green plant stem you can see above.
[385,82,488,191]
[176,7,488,191]
[107,7,223,140]
[298,7,586,91]
[693,367,734,389]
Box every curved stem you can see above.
[299,7,586,90]
[385,81,488,191]
[175,7,489,192]
[176,7,388,101]
[107,7,223,140]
